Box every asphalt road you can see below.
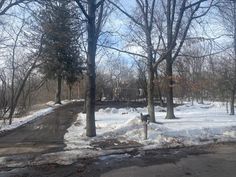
[0,143,236,177]
[101,143,236,177]
[0,101,83,156]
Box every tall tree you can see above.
[108,0,160,122]
[158,0,214,119]
[3,19,45,124]
[217,0,236,115]
[74,0,106,137]
[108,0,214,120]
[39,0,81,104]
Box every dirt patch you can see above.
[91,138,142,150]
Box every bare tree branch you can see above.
[98,44,148,59]
[108,0,144,28]
[0,0,26,16]
[74,0,89,19]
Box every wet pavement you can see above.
[0,143,236,177]
[100,143,236,177]
[0,101,83,156]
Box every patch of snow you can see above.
[0,107,54,133]
[223,130,236,138]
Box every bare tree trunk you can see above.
[230,88,235,115]
[7,33,43,125]
[28,76,32,108]
[9,79,15,125]
[8,105,15,125]
[74,0,105,137]
[69,84,72,100]
[200,93,204,104]
[146,28,155,122]
[147,66,155,122]
[232,0,236,116]
[55,75,62,104]
[8,64,37,124]
[191,96,194,106]
[154,70,164,107]
[83,96,86,113]
[8,22,23,125]
[165,0,175,119]
[157,85,164,107]
[226,100,229,114]
[85,0,97,137]
[165,58,175,119]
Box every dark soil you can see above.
[91,138,142,150]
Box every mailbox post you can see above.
[140,113,149,140]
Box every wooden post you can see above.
[226,101,229,114]
[143,121,147,140]
[141,113,149,140]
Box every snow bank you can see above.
[0,99,79,133]
[0,107,53,133]
[65,102,236,151]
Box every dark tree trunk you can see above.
[9,60,15,125]
[8,105,15,125]
[154,70,164,107]
[147,66,155,122]
[83,96,86,113]
[226,100,229,114]
[165,58,176,119]
[230,88,235,115]
[165,0,175,119]
[69,84,72,100]
[157,84,164,107]
[55,75,62,104]
[8,62,37,125]
[200,94,204,104]
[144,14,156,122]
[85,1,97,137]
[232,1,236,116]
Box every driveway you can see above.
[0,101,83,156]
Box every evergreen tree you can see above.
[39,0,82,104]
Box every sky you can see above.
[0,0,233,71]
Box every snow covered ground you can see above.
[64,102,236,151]
[0,100,78,133]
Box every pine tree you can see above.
[39,0,82,103]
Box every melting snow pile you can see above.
[64,102,236,150]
